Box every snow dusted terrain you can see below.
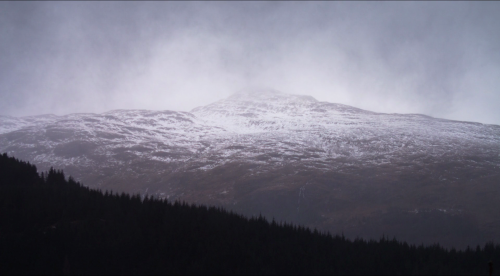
[1,89,499,248]
[192,89,499,166]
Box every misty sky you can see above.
[1,2,499,125]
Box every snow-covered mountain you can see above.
[1,89,499,248]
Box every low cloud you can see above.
[1,2,499,124]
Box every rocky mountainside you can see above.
[1,89,499,248]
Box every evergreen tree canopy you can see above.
[0,153,498,275]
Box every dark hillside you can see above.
[0,153,498,275]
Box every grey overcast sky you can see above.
[1,2,499,125]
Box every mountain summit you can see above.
[1,89,499,248]
[192,89,371,133]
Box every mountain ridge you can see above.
[2,89,497,135]
[1,89,499,248]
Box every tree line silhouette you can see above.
[0,153,498,274]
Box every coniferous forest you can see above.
[0,153,498,275]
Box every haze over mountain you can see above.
[1,2,500,125]
[1,89,499,249]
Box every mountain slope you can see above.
[1,89,499,248]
